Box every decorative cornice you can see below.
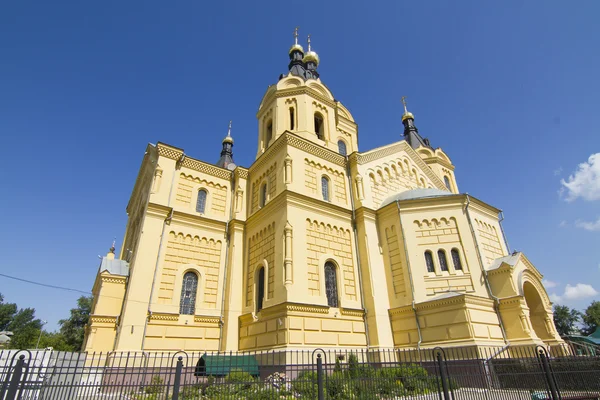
[194,316,221,324]
[355,141,446,190]
[100,275,127,285]
[157,143,184,160]
[90,315,118,324]
[486,264,513,277]
[389,305,415,316]
[340,308,364,317]
[286,304,330,314]
[182,157,232,180]
[149,313,179,321]
[234,167,249,180]
[287,134,346,166]
[413,294,494,311]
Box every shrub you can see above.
[292,370,318,398]
[145,375,164,394]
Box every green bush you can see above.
[145,375,164,394]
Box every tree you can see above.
[7,308,42,349]
[552,305,581,336]
[582,301,600,336]
[58,296,92,351]
[0,294,17,331]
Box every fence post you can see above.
[538,350,560,400]
[5,355,27,400]
[436,352,451,400]
[316,354,324,400]
[171,356,183,400]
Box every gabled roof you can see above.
[99,257,129,277]
[380,188,453,208]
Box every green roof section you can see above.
[194,354,260,377]
[590,327,600,339]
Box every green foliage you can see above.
[291,370,318,398]
[37,331,72,351]
[145,375,164,394]
[6,307,42,350]
[0,294,18,331]
[582,300,600,336]
[553,304,582,336]
[58,295,92,351]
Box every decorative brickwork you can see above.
[247,223,276,307]
[367,157,433,207]
[160,232,222,308]
[474,218,504,266]
[304,158,347,204]
[176,173,228,216]
[384,225,406,298]
[305,219,356,300]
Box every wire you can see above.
[0,273,92,295]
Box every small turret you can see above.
[216,121,236,170]
[303,34,320,80]
[401,96,430,149]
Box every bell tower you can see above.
[256,30,358,158]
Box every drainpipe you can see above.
[464,194,509,349]
[218,172,236,351]
[346,160,370,349]
[396,200,422,351]
[140,153,182,350]
[498,211,511,254]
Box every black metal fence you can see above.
[1,344,599,399]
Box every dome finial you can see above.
[401,96,414,121]
[303,34,320,66]
[289,26,304,55]
[223,120,233,144]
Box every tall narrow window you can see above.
[444,176,452,191]
[321,176,330,201]
[338,140,347,156]
[260,183,267,207]
[424,251,435,273]
[265,120,273,145]
[196,189,207,213]
[179,272,198,315]
[256,267,265,312]
[314,113,324,140]
[451,249,463,271]
[324,262,338,307]
[438,250,449,272]
[289,108,295,130]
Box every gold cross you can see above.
[293,27,299,44]
[401,96,408,113]
[307,34,311,51]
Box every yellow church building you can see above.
[83,32,563,353]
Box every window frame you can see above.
[179,271,199,315]
[265,119,273,146]
[444,176,452,191]
[451,248,463,271]
[424,250,435,273]
[337,140,347,156]
[260,182,268,208]
[438,249,449,272]
[196,189,208,214]
[256,266,265,312]
[321,175,330,202]
[324,261,339,308]
[314,112,324,140]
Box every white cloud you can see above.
[549,293,562,303]
[563,283,598,300]
[549,283,598,303]
[559,220,567,228]
[554,167,563,176]
[542,279,558,288]
[560,153,600,202]
[575,217,600,231]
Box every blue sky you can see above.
[0,1,599,331]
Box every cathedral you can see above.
[83,31,563,353]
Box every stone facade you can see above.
[83,42,562,353]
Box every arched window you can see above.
[289,108,295,130]
[438,250,449,272]
[424,251,435,273]
[324,262,338,307]
[451,249,462,270]
[321,176,330,201]
[196,189,207,213]
[338,140,347,156]
[265,120,273,145]
[314,113,324,140]
[179,272,198,315]
[260,183,267,207]
[256,267,265,312]
[444,176,452,191]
